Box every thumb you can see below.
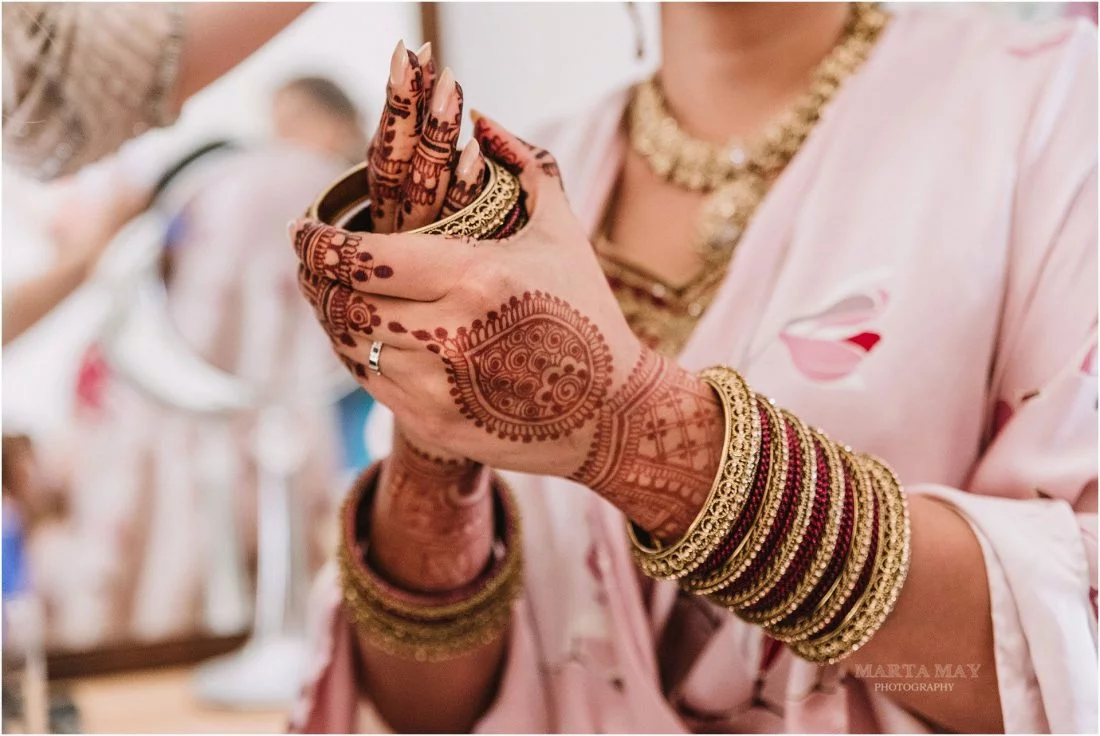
[470,110,563,190]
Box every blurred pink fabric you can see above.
[1065,3,1098,25]
[292,8,1097,733]
[32,145,345,650]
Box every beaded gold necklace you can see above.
[600,3,888,357]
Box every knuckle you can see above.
[463,257,512,305]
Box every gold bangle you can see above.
[724,408,819,608]
[339,471,523,622]
[307,157,522,240]
[685,395,789,596]
[742,425,846,627]
[769,446,875,643]
[336,463,525,662]
[791,453,911,664]
[627,366,761,581]
[344,584,517,663]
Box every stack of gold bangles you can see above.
[307,157,526,239]
[338,464,523,662]
[628,365,911,664]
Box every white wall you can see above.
[440,2,659,135]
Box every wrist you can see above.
[369,434,494,592]
[570,348,724,542]
[340,462,524,663]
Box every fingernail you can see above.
[431,67,456,116]
[389,40,409,86]
[457,141,481,178]
[469,108,485,124]
[416,41,432,66]
[287,219,299,239]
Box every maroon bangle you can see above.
[812,472,881,639]
[782,449,857,627]
[716,412,802,599]
[742,432,832,615]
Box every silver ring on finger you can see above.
[367,340,385,376]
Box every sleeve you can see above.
[911,25,1097,733]
[2,2,184,180]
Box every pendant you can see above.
[695,178,765,265]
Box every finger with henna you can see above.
[440,141,486,218]
[367,40,425,234]
[396,67,464,231]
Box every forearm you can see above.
[352,433,508,733]
[574,352,999,731]
[848,496,999,732]
[570,349,723,542]
[171,3,311,113]
[3,257,90,346]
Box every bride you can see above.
[289,4,1096,733]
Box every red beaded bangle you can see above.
[741,431,832,617]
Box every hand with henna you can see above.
[293,113,725,544]
[331,42,502,734]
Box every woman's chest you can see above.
[703,206,1011,489]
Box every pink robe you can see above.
[291,8,1098,733]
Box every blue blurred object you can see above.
[335,388,375,470]
[2,502,28,598]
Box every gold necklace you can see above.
[601,3,888,357]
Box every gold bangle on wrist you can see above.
[627,365,761,581]
[741,426,846,627]
[307,157,521,239]
[770,448,876,643]
[791,453,910,664]
[723,407,818,608]
[685,395,789,596]
[337,463,524,662]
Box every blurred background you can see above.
[1,2,1095,733]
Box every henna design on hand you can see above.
[473,117,561,180]
[416,291,613,443]
[397,78,464,230]
[570,350,724,541]
[441,176,482,216]
[371,433,493,591]
[367,47,424,233]
[294,220,394,285]
[441,144,487,217]
[298,266,382,346]
[416,45,437,128]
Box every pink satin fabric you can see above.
[292,8,1097,733]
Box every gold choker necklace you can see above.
[603,3,888,357]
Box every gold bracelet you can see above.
[741,425,846,627]
[791,453,911,664]
[337,463,524,662]
[307,157,522,240]
[723,408,819,608]
[627,365,761,580]
[339,472,523,622]
[769,447,876,643]
[685,395,789,596]
[343,575,519,662]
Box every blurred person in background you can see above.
[289,5,1096,734]
[2,2,311,180]
[273,75,369,166]
[2,175,150,347]
[23,75,364,652]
